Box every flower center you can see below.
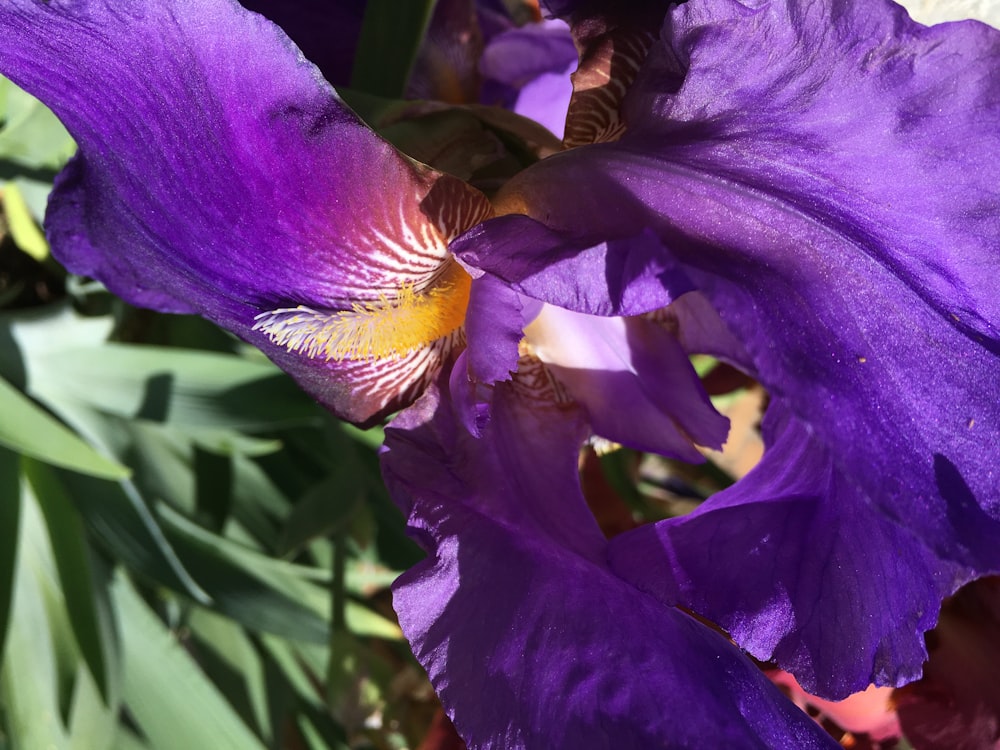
[253,260,472,361]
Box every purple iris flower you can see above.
[454,0,1000,706]
[1,0,998,747]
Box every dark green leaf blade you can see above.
[349,0,438,97]
[25,459,117,703]
[0,446,20,665]
[0,375,130,480]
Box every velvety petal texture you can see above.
[382,376,840,750]
[466,0,1000,697]
[0,0,488,425]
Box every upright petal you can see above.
[382,376,840,750]
[466,0,1000,695]
[0,0,490,424]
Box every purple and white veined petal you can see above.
[0,0,492,425]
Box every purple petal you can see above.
[382,378,840,749]
[652,291,754,371]
[0,0,490,425]
[475,0,1000,694]
[508,65,575,140]
[609,403,986,698]
[524,303,729,459]
[463,273,526,385]
[478,19,577,137]
[441,273,528,437]
[453,214,694,316]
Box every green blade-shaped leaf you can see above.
[34,345,319,431]
[279,466,365,556]
[0,375,130,480]
[0,75,75,170]
[186,608,271,742]
[158,506,402,641]
[350,0,438,97]
[67,664,119,750]
[111,573,267,750]
[26,459,118,703]
[0,483,69,750]
[54,469,209,604]
[0,447,19,664]
[111,728,151,750]
[157,505,331,643]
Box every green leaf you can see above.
[9,175,53,223]
[344,600,402,641]
[111,573,268,750]
[1,180,48,260]
[157,505,332,643]
[54,469,209,604]
[297,713,351,750]
[0,483,70,750]
[0,75,75,170]
[0,447,19,665]
[67,664,119,750]
[186,607,272,742]
[26,459,118,704]
[158,505,402,641]
[111,728,151,750]
[189,427,283,457]
[279,466,366,556]
[194,446,233,531]
[34,344,320,431]
[0,374,130,479]
[340,422,385,451]
[350,0,438,98]
[259,635,327,712]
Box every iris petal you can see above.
[463,0,1000,696]
[382,374,840,750]
[0,0,490,424]
[524,304,729,459]
[609,403,986,698]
